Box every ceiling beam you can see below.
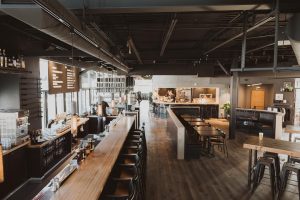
[128,36,143,64]
[129,63,216,76]
[56,0,272,13]
[216,60,230,76]
[160,19,177,57]
[204,11,275,55]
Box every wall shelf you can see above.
[0,67,31,74]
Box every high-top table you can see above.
[285,125,300,142]
[243,136,300,187]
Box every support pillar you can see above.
[229,71,239,139]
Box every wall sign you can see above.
[48,61,79,94]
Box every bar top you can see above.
[236,108,282,115]
[51,116,135,200]
[243,136,300,157]
[153,100,218,105]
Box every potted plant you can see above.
[222,102,231,119]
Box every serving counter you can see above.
[50,116,135,200]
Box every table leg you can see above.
[254,150,258,165]
[289,133,292,142]
[248,149,253,187]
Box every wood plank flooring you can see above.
[141,101,299,200]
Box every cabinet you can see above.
[28,131,72,178]
[0,145,28,199]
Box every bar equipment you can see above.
[0,109,30,149]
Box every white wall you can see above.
[134,79,153,93]
[152,75,231,117]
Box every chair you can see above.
[209,131,228,157]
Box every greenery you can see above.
[222,102,231,115]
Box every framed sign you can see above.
[48,61,79,94]
[275,93,283,101]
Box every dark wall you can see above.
[0,74,20,110]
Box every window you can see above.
[56,93,64,114]
[47,94,56,122]
[65,93,72,114]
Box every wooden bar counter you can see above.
[51,116,135,200]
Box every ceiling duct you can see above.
[0,1,129,73]
[286,13,300,65]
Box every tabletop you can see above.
[243,136,300,157]
[285,125,300,134]
[193,127,221,137]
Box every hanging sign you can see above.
[48,61,79,94]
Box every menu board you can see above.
[48,61,79,94]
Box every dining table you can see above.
[189,121,209,126]
[285,125,300,142]
[243,136,300,187]
[183,117,203,122]
[193,126,222,156]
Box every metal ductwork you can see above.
[0,1,129,73]
[286,13,300,65]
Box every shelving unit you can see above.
[0,67,31,74]
[97,74,126,93]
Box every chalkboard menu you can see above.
[48,61,79,94]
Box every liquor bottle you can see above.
[21,56,25,69]
[16,58,21,68]
[12,56,17,67]
[3,49,7,67]
[0,49,3,67]
[7,58,13,67]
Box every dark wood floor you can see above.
[141,102,299,200]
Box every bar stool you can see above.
[252,157,277,200]
[278,162,300,200]
[263,152,281,189]
[101,178,137,200]
[111,164,143,200]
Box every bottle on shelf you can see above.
[12,56,17,67]
[7,58,13,67]
[0,49,3,67]
[3,49,7,68]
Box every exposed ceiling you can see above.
[0,0,299,76]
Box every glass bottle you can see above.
[0,49,3,67]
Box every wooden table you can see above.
[189,121,209,126]
[183,117,203,122]
[51,116,135,200]
[285,125,300,142]
[243,136,300,187]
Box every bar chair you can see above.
[252,157,277,200]
[263,152,281,189]
[101,178,137,200]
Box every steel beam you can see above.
[160,19,177,56]
[273,0,279,72]
[204,11,275,55]
[128,36,143,64]
[241,13,248,71]
[216,60,230,76]
[231,66,300,72]
[55,0,272,13]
